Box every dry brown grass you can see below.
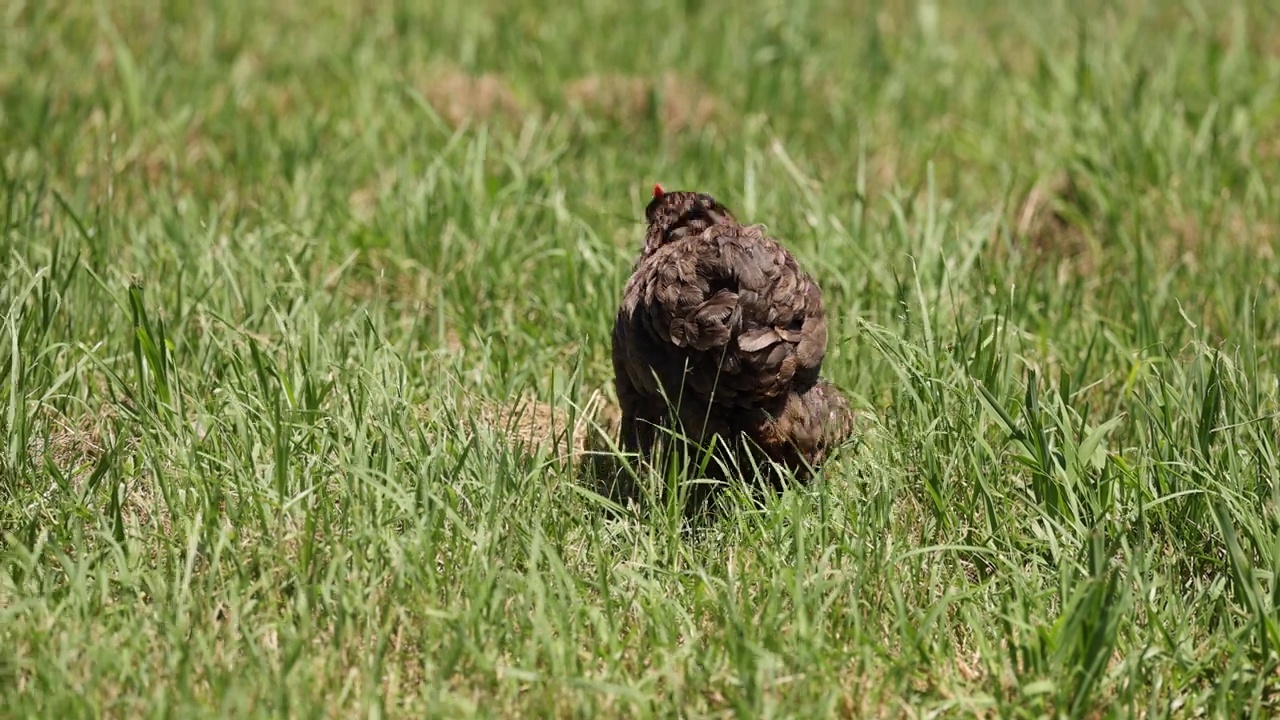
[1013,172,1094,280]
[476,388,620,466]
[562,72,721,134]
[407,66,724,134]
[1182,204,1277,264]
[346,169,398,224]
[25,401,180,538]
[28,405,111,479]
[417,70,527,128]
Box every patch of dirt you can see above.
[1164,200,1276,276]
[477,388,620,466]
[409,67,723,134]
[418,70,526,128]
[28,406,111,478]
[1013,172,1094,279]
[26,400,179,537]
[562,72,721,134]
[346,169,398,224]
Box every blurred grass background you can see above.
[4,0,1280,716]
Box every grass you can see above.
[3,0,1280,716]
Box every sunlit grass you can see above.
[3,0,1280,716]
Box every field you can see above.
[4,0,1280,716]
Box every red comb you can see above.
[652,183,665,199]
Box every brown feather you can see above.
[611,189,855,514]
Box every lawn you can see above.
[4,0,1280,716]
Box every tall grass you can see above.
[3,0,1280,716]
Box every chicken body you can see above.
[610,188,853,512]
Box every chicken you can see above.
[609,185,853,513]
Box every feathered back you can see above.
[616,190,829,411]
[642,190,737,255]
[609,188,854,511]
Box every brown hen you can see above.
[609,185,853,513]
